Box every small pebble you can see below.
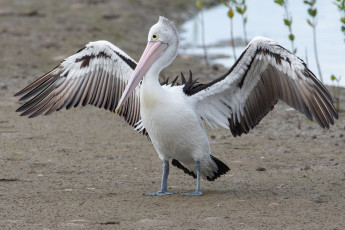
[256,167,266,171]
[99,221,120,225]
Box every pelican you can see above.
[15,17,338,196]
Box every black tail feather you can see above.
[206,155,230,181]
[171,155,230,181]
[171,159,197,178]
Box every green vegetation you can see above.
[274,0,297,54]
[334,0,345,42]
[330,0,345,111]
[196,0,210,67]
[304,0,323,83]
[220,0,237,60]
[235,0,249,44]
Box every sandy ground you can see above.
[1,0,345,229]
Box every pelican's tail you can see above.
[205,155,230,181]
[172,155,230,181]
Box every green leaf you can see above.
[228,7,235,18]
[308,8,317,17]
[341,17,345,24]
[274,0,284,6]
[289,34,295,41]
[336,1,345,10]
[220,0,229,7]
[307,9,312,16]
[303,0,311,6]
[293,48,297,54]
[236,6,243,14]
[307,19,313,27]
[244,17,247,24]
[313,8,317,16]
[284,19,291,26]
[331,75,336,81]
[195,0,203,9]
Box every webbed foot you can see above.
[181,190,203,196]
[144,190,177,196]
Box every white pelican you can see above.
[15,17,338,196]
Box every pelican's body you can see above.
[140,78,214,177]
[141,82,205,163]
[15,17,338,196]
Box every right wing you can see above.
[14,40,141,128]
[185,37,337,136]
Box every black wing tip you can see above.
[19,111,35,118]
[304,69,340,127]
[17,94,32,102]
[16,107,25,113]
[206,155,230,181]
[13,91,22,97]
[28,113,38,118]
[14,89,31,99]
[334,111,339,120]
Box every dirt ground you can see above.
[0,0,345,229]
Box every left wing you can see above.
[14,40,141,128]
[186,37,338,136]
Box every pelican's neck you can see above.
[140,40,178,108]
[140,71,164,110]
[141,51,167,91]
[142,64,161,87]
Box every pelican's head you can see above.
[115,17,179,113]
[146,16,179,71]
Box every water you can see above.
[180,1,345,87]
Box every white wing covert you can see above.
[15,40,141,128]
[186,37,337,136]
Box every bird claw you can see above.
[144,190,177,196]
[181,190,203,196]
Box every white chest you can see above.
[139,83,208,161]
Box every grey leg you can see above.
[181,161,203,196]
[145,160,177,196]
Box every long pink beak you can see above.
[115,41,167,113]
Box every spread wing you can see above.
[14,40,141,128]
[186,37,338,136]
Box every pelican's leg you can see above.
[181,161,203,196]
[145,160,177,196]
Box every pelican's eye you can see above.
[152,33,159,40]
